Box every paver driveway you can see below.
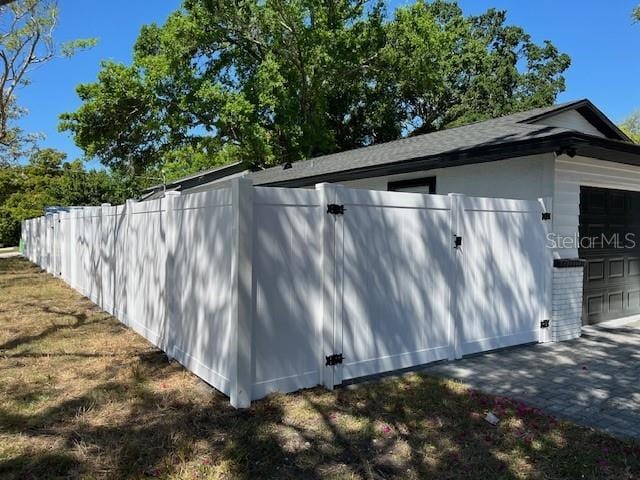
[424,321,640,439]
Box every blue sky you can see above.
[16,0,640,168]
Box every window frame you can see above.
[387,176,436,194]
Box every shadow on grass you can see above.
[2,364,639,479]
[0,308,90,351]
[0,453,81,479]
[2,259,640,479]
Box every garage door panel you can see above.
[609,291,624,313]
[580,186,640,324]
[587,259,605,282]
[582,189,606,214]
[609,258,625,279]
[628,290,640,309]
[629,258,640,276]
[608,192,626,213]
[586,293,604,317]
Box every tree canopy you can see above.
[60,0,570,180]
[0,148,123,245]
[621,111,640,144]
[0,0,95,164]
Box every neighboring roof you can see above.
[141,99,640,195]
[140,161,247,201]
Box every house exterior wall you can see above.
[340,154,555,199]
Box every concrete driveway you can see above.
[424,321,640,439]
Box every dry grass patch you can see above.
[1,256,639,479]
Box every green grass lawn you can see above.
[0,256,639,479]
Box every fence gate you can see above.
[457,197,549,355]
[322,187,550,388]
[323,187,457,386]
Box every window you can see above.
[387,176,436,194]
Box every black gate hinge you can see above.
[325,353,344,366]
[327,204,345,215]
[454,236,462,249]
[540,319,550,328]
[542,212,551,220]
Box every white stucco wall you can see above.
[340,154,555,200]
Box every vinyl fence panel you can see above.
[20,180,552,407]
[168,188,234,396]
[121,199,167,347]
[252,187,322,400]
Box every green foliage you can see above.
[0,1,96,164]
[621,111,640,144]
[0,149,119,246]
[61,0,570,176]
[634,5,639,22]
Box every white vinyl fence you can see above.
[22,179,552,407]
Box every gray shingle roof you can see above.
[143,98,635,198]
[246,100,586,186]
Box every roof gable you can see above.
[519,99,630,141]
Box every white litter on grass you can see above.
[485,412,500,425]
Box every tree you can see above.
[60,0,570,179]
[0,0,95,164]
[621,111,640,144]
[0,148,118,245]
[634,5,639,22]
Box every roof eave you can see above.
[256,133,640,187]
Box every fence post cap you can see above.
[315,182,344,190]
[232,176,253,187]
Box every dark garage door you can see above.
[580,186,640,324]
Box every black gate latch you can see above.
[542,212,551,220]
[327,204,345,215]
[325,353,344,366]
[454,236,462,248]
[540,319,550,328]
